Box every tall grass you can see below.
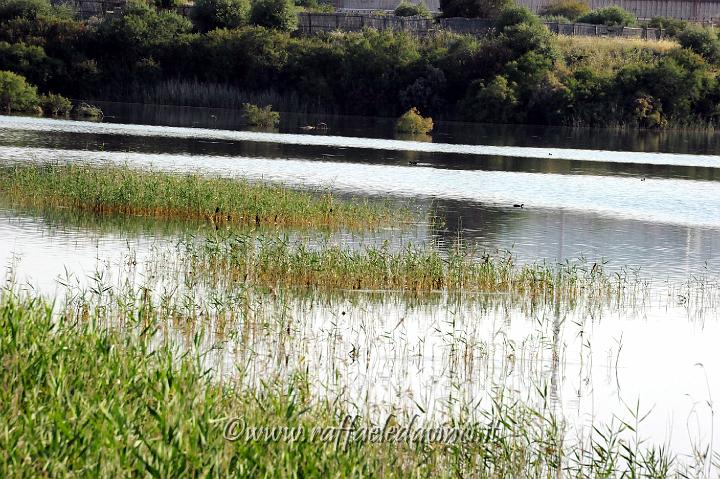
[556,36,678,72]
[0,289,696,477]
[179,231,617,298]
[0,164,406,229]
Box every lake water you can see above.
[1,104,719,463]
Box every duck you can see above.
[300,122,329,132]
[513,203,524,208]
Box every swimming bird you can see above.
[408,160,418,165]
[513,203,524,208]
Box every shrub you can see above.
[439,0,512,18]
[541,14,571,23]
[39,92,71,116]
[191,0,250,32]
[0,70,38,112]
[243,103,280,127]
[646,16,687,37]
[577,6,635,26]
[461,75,518,123]
[394,2,431,17]
[395,107,433,134]
[249,0,298,31]
[74,102,103,119]
[496,5,539,32]
[677,26,720,62]
[0,0,55,21]
[295,0,333,12]
[539,0,589,21]
[632,93,666,128]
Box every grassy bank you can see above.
[0,289,690,477]
[0,164,405,229]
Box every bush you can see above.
[0,0,56,21]
[395,107,433,134]
[677,26,720,62]
[74,102,103,119]
[495,6,539,32]
[243,103,280,127]
[39,92,71,116]
[439,0,512,18]
[540,14,571,23]
[191,0,250,32]
[577,6,635,26]
[394,2,431,17]
[249,0,298,31]
[646,16,687,37]
[0,70,38,112]
[539,0,589,21]
[461,75,518,123]
[294,0,333,12]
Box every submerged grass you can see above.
[0,288,694,477]
[178,231,619,299]
[0,164,406,229]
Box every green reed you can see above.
[179,231,616,299]
[0,164,406,229]
[0,288,694,478]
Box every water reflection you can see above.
[95,100,720,156]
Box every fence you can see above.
[298,12,665,39]
[338,0,720,22]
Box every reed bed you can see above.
[179,232,618,299]
[1,289,697,477]
[0,164,405,229]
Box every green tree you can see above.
[249,0,298,31]
[0,70,39,112]
[191,0,250,32]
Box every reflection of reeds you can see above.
[0,164,405,229]
[96,79,335,114]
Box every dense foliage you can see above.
[395,106,433,133]
[539,0,589,21]
[576,6,635,26]
[1,0,720,127]
[0,69,38,112]
[394,1,432,18]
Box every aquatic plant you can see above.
[179,231,616,299]
[0,164,405,228]
[39,93,72,116]
[395,107,433,135]
[0,284,700,477]
[242,102,280,127]
[73,102,103,119]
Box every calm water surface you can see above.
[1,105,719,460]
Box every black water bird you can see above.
[513,203,524,208]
